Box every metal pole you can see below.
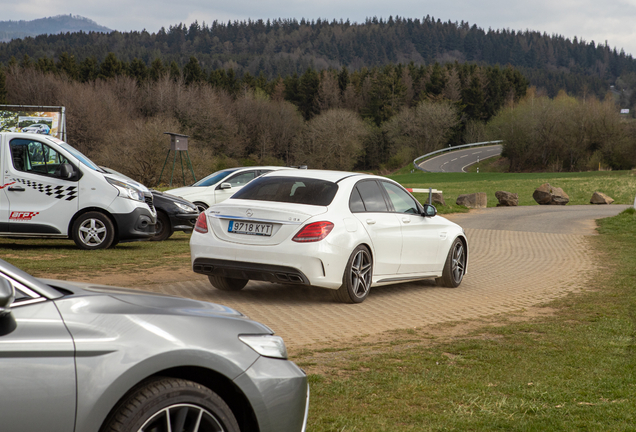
[158,150,171,186]
[180,151,186,185]
[169,149,177,187]
[428,187,432,205]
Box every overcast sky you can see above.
[4,0,636,56]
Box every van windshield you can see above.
[55,141,104,172]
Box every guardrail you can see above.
[413,140,503,172]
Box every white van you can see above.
[0,132,156,249]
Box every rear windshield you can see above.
[232,176,338,206]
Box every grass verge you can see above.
[389,170,636,209]
[297,208,636,431]
[0,232,191,277]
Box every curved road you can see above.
[137,204,629,349]
[419,144,503,172]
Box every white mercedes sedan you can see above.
[190,170,468,303]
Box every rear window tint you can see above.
[232,177,338,206]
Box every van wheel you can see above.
[101,377,240,432]
[208,275,248,291]
[151,212,173,241]
[72,212,116,250]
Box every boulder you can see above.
[495,191,518,206]
[432,192,446,206]
[532,183,569,205]
[590,191,614,205]
[456,192,487,209]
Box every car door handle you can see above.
[366,219,376,225]
[8,186,25,192]
[402,217,410,223]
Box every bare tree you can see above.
[294,108,368,170]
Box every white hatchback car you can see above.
[190,170,468,303]
[166,166,293,212]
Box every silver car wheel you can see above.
[350,249,372,299]
[139,403,225,432]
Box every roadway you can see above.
[130,204,629,350]
[418,144,503,172]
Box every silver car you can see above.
[0,259,309,432]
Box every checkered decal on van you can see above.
[10,178,77,201]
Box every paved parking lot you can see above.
[139,205,629,349]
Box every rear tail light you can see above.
[293,221,334,242]
[194,213,208,233]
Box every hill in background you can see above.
[0,14,111,42]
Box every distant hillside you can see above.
[1,16,634,98]
[0,15,111,42]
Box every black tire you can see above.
[436,238,467,288]
[208,275,249,291]
[332,245,373,303]
[194,202,209,213]
[101,377,240,432]
[151,212,173,242]
[72,212,116,250]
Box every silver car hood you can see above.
[41,279,248,319]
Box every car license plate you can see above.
[228,220,273,236]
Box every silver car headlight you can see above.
[107,178,144,201]
[239,335,288,359]
[175,202,198,213]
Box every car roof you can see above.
[260,169,369,183]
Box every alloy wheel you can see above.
[139,403,225,432]
[350,249,372,299]
[451,242,466,284]
[78,218,107,246]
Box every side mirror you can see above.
[219,182,232,190]
[0,278,15,317]
[422,204,437,217]
[59,163,75,179]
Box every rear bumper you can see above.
[193,258,310,285]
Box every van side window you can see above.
[9,139,71,178]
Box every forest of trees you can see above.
[1,17,635,178]
[0,58,530,183]
[1,16,636,100]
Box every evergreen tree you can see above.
[149,58,166,81]
[169,61,181,82]
[99,52,123,79]
[56,52,79,79]
[128,58,148,83]
[183,56,204,85]
[298,68,320,119]
[79,56,99,82]
[0,67,7,104]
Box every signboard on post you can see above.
[0,105,67,140]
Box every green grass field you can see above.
[389,168,636,212]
